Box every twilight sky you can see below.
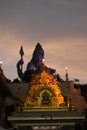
[0,0,87,83]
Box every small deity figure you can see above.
[41,91,51,106]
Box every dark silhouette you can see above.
[0,67,19,129]
[17,43,55,82]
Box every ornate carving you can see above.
[24,68,64,108]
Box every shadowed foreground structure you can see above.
[0,67,18,129]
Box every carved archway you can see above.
[37,86,55,107]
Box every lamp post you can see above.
[65,67,71,110]
[65,67,68,81]
[42,58,45,64]
[65,67,68,73]
[0,61,3,68]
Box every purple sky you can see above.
[0,0,87,83]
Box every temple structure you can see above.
[24,64,64,108]
[16,43,66,109]
[0,43,86,129]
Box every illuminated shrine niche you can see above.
[24,67,64,108]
